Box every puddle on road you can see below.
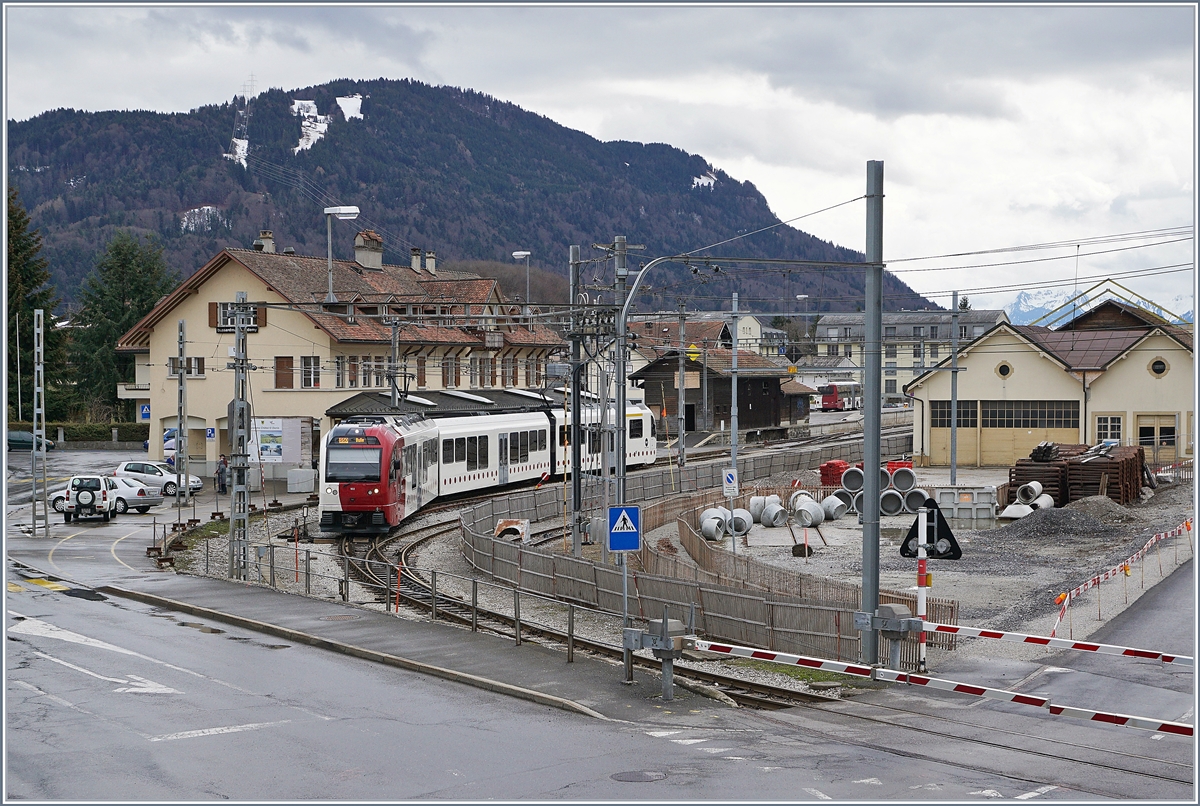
[176,621,226,634]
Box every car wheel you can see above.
[102,511,110,522]
[163,482,177,496]
[135,506,150,514]
[53,496,66,513]
[115,498,128,514]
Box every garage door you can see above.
[1137,414,1177,465]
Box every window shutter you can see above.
[256,304,267,328]
[209,302,218,328]
[275,356,294,389]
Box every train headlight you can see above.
[372,488,379,495]
[325,486,333,495]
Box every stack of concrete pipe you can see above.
[836,464,928,516]
[1000,481,1055,520]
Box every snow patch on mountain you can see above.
[291,100,330,153]
[336,94,363,120]
[225,138,248,168]
[180,205,225,234]
[692,171,716,189]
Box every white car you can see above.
[114,460,202,496]
[52,477,164,514]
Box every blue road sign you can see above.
[139,404,151,420]
[206,428,216,440]
[608,505,641,552]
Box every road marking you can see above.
[854,778,883,785]
[699,747,732,753]
[29,578,70,591]
[146,720,292,742]
[670,738,708,745]
[803,788,831,799]
[109,531,143,572]
[33,650,181,693]
[7,582,27,592]
[1015,785,1058,799]
[45,531,86,573]
[969,790,1004,798]
[13,679,86,711]
[645,730,681,737]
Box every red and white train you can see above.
[319,403,657,534]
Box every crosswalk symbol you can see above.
[608,505,641,552]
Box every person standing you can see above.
[216,454,228,495]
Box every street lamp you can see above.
[512,250,531,317]
[324,206,360,304]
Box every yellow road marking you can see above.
[7,582,27,592]
[29,579,69,591]
[46,531,85,574]
[109,531,143,572]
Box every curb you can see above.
[95,584,612,722]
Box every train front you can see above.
[319,421,398,534]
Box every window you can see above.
[508,358,518,387]
[959,325,969,340]
[1095,415,1122,442]
[478,436,489,467]
[1150,358,1169,378]
[929,325,939,339]
[416,356,426,388]
[442,356,452,388]
[335,356,345,388]
[825,344,837,356]
[538,430,547,451]
[374,357,385,387]
[912,326,924,338]
[972,325,985,337]
[980,400,1078,429]
[884,326,896,339]
[842,327,852,339]
[442,439,454,464]
[826,327,838,339]
[519,431,530,462]
[912,343,923,359]
[509,432,520,463]
[454,437,466,463]
[466,436,478,470]
[885,344,896,358]
[325,447,381,482]
[630,419,644,439]
[301,356,321,388]
[167,356,205,377]
[931,400,979,428]
[885,361,896,376]
[997,363,1012,378]
[885,379,897,394]
[501,357,514,387]
[844,343,852,357]
[470,357,479,388]
[211,301,261,333]
[930,345,939,359]
[274,356,294,389]
[348,356,359,388]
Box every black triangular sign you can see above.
[900,498,962,560]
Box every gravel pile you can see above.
[987,508,1106,542]
[1064,495,1135,524]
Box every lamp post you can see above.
[324,206,360,304]
[512,250,531,317]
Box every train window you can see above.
[538,430,546,452]
[442,439,454,464]
[559,425,567,447]
[466,436,478,471]
[510,432,520,463]
[478,436,489,468]
[326,446,382,482]
[519,431,530,463]
[629,419,643,439]
[454,438,466,463]
[390,446,400,482]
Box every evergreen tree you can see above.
[959,295,972,311]
[7,186,69,421]
[69,232,178,420]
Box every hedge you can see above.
[7,422,151,441]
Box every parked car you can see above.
[143,428,178,452]
[113,460,202,496]
[64,475,119,522]
[52,477,163,514]
[7,431,55,452]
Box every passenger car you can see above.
[7,431,55,451]
[114,460,202,496]
[52,477,163,514]
[64,475,119,522]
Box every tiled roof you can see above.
[499,325,565,348]
[629,319,728,350]
[780,379,818,395]
[1013,325,1191,370]
[632,348,792,379]
[420,278,497,305]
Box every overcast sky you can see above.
[5,4,1195,314]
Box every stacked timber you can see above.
[1065,445,1144,505]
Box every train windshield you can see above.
[326,446,382,482]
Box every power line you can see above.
[885,226,1193,263]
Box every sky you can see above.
[4,4,1196,315]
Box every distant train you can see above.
[319,403,657,534]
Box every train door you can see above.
[498,433,509,485]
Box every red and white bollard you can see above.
[917,507,929,673]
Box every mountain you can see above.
[1005,288,1193,326]
[8,77,934,315]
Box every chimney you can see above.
[354,230,384,270]
[258,230,275,253]
[425,250,436,275]
[283,246,295,255]
[411,247,422,272]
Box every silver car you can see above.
[114,460,202,496]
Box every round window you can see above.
[998,364,1011,377]
[1152,360,1166,374]
[1148,357,1170,378]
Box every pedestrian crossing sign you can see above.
[608,506,641,552]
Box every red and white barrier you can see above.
[682,638,874,679]
[1049,520,1192,638]
[924,622,1193,667]
[684,636,1193,737]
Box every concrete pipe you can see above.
[1016,481,1043,504]
[841,466,864,492]
[833,488,856,513]
[700,517,726,541]
[880,489,905,516]
[761,503,789,527]
[765,494,782,510]
[788,489,815,512]
[796,499,826,527]
[748,496,767,523]
[880,467,893,490]
[852,491,865,515]
[1031,493,1055,510]
[716,506,733,530]
[700,508,725,527]
[731,508,753,535]
[820,494,848,521]
[999,503,1033,519]
[891,467,917,493]
[903,488,930,513]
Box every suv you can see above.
[65,475,119,522]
